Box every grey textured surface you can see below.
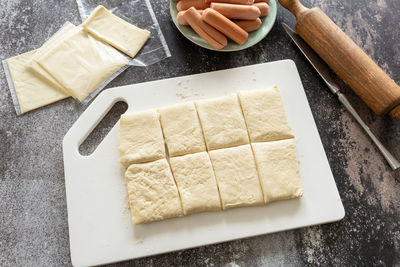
[1,0,399,266]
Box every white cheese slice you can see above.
[169,152,221,215]
[125,159,183,224]
[195,94,249,150]
[158,102,206,157]
[6,50,69,114]
[35,28,128,101]
[119,110,166,168]
[252,139,303,203]
[82,5,150,58]
[208,145,264,209]
[238,87,294,142]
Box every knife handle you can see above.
[279,0,400,121]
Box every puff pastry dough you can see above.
[195,94,249,150]
[238,87,294,142]
[36,28,128,101]
[252,139,303,203]
[82,5,150,58]
[169,152,221,215]
[28,22,77,94]
[6,50,69,114]
[208,145,264,209]
[158,102,206,157]
[125,159,183,224]
[119,110,165,168]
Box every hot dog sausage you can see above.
[210,3,261,20]
[254,0,269,2]
[202,8,248,45]
[177,0,209,12]
[234,18,262,32]
[205,0,254,4]
[183,7,227,49]
[177,10,203,25]
[254,3,269,17]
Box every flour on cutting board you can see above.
[176,79,202,99]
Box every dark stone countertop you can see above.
[1,0,399,266]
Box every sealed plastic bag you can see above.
[76,0,171,67]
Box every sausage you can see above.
[177,10,203,25]
[254,0,269,2]
[254,3,269,17]
[234,18,262,32]
[210,3,261,20]
[182,7,227,49]
[202,8,248,45]
[177,0,209,12]
[205,0,254,4]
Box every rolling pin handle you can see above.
[278,0,309,20]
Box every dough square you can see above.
[252,139,303,203]
[125,159,183,224]
[195,94,249,150]
[119,110,165,168]
[208,145,264,209]
[6,50,69,114]
[238,87,294,142]
[169,152,221,215]
[82,5,150,58]
[35,28,128,101]
[158,102,206,157]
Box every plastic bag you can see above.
[3,1,171,114]
[76,0,171,67]
[3,22,133,115]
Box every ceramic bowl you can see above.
[169,0,278,51]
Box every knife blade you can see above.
[282,23,400,170]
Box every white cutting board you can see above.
[63,60,344,267]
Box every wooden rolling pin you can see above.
[279,0,400,122]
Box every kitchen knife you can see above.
[282,23,400,170]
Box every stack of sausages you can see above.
[175,0,270,49]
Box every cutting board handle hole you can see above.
[79,101,128,156]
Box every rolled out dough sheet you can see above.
[208,145,264,210]
[125,159,183,225]
[158,102,206,157]
[252,139,303,203]
[6,50,69,114]
[169,152,221,215]
[119,110,166,168]
[195,94,249,150]
[82,5,150,58]
[28,22,77,95]
[36,28,128,101]
[238,87,294,142]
